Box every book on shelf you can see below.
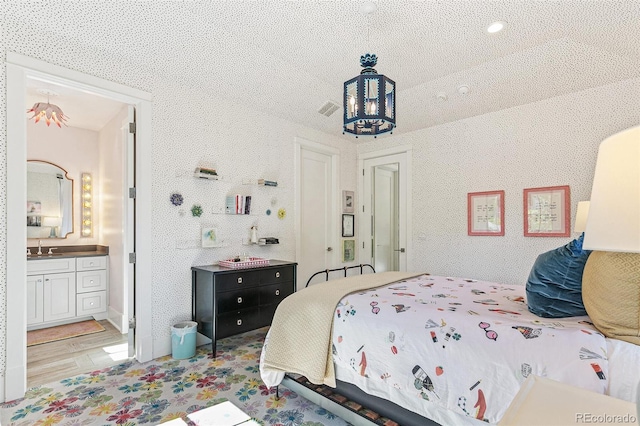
[226,194,251,215]
[195,167,217,175]
[258,178,278,187]
[194,167,219,180]
[258,237,279,245]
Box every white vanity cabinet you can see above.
[26,258,76,326]
[76,256,108,317]
[27,255,109,330]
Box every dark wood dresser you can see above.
[191,260,297,355]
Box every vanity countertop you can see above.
[27,244,109,260]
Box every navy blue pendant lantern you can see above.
[343,53,395,138]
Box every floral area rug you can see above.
[1,327,348,426]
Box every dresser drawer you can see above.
[76,256,107,271]
[76,270,107,293]
[215,270,262,292]
[27,258,75,275]
[217,288,260,314]
[216,307,260,339]
[260,281,294,306]
[260,266,294,285]
[77,291,107,316]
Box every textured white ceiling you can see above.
[12,1,640,138]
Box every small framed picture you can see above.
[342,214,355,237]
[201,227,219,248]
[467,190,505,236]
[342,190,355,213]
[523,185,570,237]
[342,239,355,262]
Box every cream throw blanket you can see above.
[262,271,418,387]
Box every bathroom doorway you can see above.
[6,53,153,401]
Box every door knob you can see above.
[327,247,333,252]
[394,248,406,253]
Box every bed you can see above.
[259,271,640,425]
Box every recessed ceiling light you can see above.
[486,21,506,34]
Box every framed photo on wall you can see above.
[342,214,355,237]
[342,190,355,213]
[467,190,505,236]
[523,185,570,237]
[342,239,355,262]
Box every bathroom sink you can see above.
[28,253,65,258]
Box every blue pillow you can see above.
[526,233,592,318]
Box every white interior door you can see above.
[373,165,399,272]
[298,143,337,287]
[360,150,411,272]
[125,105,136,357]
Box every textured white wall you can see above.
[359,78,640,285]
[0,29,356,380]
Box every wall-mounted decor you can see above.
[342,214,355,237]
[27,201,41,226]
[201,227,218,248]
[467,190,505,236]
[191,204,203,217]
[342,239,356,262]
[523,185,570,237]
[278,208,286,220]
[342,190,355,213]
[170,193,184,206]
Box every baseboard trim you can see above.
[108,307,126,333]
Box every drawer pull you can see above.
[90,280,94,284]
[237,319,242,326]
[237,277,243,284]
[237,297,243,304]
[45,278,50,282]
[90,302,94,306]
[90,262,94,266]
[275,271,280,278]
[275,289,280,296]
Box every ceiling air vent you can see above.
[318,100,340,117]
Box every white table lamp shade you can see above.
[573,201,590,234]
[42,216,60,228]
[583,126,640,253]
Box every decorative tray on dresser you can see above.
[191,259,297,355]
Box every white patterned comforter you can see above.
[331,274,608,424]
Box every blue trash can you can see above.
[171,321,197,359]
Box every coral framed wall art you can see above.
[523,185,570,237]
[467,190,504,236]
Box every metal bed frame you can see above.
[304,264,376,288]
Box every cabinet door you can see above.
[43,272,76,322]
[27,275,44,325]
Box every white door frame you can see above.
[294,137,340,287]
[5,52,153,401]
[357,145,413,271]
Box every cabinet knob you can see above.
[236,319,242,326]
[90,302,94,306]
[275,271,280,278]
[90,280,94,284]
[275,289,280,296]
[38,279,42,283]
[237,297,243,304]
[237,277,243,284]
[90,262,94,266]
[45,278,50,282]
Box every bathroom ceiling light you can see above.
[26,89,68,128]
[486,21,506,34]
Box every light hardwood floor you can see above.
[27,320,129,388]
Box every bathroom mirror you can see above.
[27,160,74,238]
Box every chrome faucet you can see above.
[37,239,42,256]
